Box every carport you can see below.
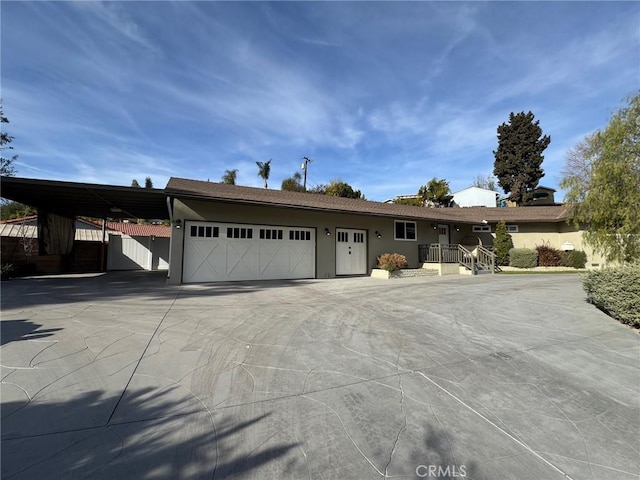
[0,176,169,274]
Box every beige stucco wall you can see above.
[450,222,609,269]
[168,198,442,284]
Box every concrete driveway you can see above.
[1,272,638,479]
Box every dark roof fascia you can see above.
[1,176,169,219]
[166,187,572,224]
[165,188,440,222]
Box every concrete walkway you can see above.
[1,272,638,479]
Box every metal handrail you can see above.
[419,243,496,275]
[476,245,496,274]
[458,244,475,272]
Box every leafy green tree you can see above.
[420,178,452,206]
[221,169,238,185]
[561,93,640,263]
[494,221,514,266]
[145,177,153,188]
[1,103,18,177]
[131,179,141,188]
[307,184,327,194]
[256,159,271,189]
[493,111,550,205]
[394,196,423,206]
[281,172,305,192]
[324,180,364,199]
[0,201,36,220]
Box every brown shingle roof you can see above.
[166,177,572,224]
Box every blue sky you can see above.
[2,1,638,201]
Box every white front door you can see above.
[336,228,367,275]
[438,224,449,245]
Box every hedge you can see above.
[582,266,640,327]
[509,248,538,268]
[560,250,587,269]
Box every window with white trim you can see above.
[472,225,491,233]
[506,225,519,233]
[395,221,417,241]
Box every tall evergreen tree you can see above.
[145,176,153,188]
[131,179,141,188]
[493,111,550,205]
[494,221,514,266]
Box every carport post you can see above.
[100,218,107,271]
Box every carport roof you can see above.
[166,177,573,224]
[1,176,169,220]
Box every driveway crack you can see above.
[384,347,407,478]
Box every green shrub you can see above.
[377,253,409,272]
[560,250,587,269]
[494,221,514,266]
[1,264,14,280]
[536,241,561,266]
[583,266,640,327]
[508,248,538,268]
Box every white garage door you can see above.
[183,221,316,283]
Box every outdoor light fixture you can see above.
[431,223,437,230]
[455,225,460,232]
[324,227,331,236]
[375,230,382,239]
[174,219,182,229]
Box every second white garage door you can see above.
[183,221,316,283]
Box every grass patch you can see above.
[498,270,585,275]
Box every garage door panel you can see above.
[290,243,314,277]
[184,242,223,283]
[183,222,315,283]
[226,242,258,278]
[259,243,287,276]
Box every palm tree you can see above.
[221,169,238,185]
[256,160,271,189]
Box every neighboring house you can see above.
[164,177,606,284]
[501,186,559,207]
[524,186,558,206]
[451,186,499,208]
[1,216,170,274]
[106,222,170,271]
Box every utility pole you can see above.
[301,156,313,191]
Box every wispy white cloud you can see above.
[2,1,638,200]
